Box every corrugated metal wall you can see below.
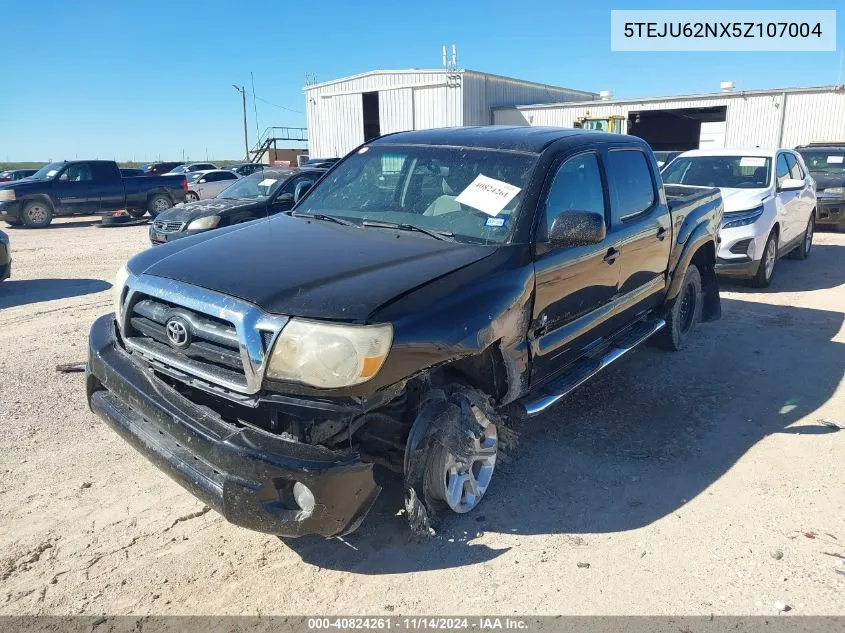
[305,70,594,157]
[781,91,845,147]
[493,88,845,149]
[463,72,596,125]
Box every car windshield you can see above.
[796,150,845,174]
[294,144,538,243]
[662,155,772,189]
[168,165,187,174]
[31,162,66,180]
[219,172,289,199]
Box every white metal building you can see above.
[304,69,596,157]
[492,84,845,150]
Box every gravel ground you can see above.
[0,217,843,616]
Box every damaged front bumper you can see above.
[86,314,381,537]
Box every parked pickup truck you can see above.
[86,127,723,538]
[0,160,187,228]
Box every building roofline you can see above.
[492,84,845,111]
[303,68,596,96]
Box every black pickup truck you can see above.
[86,127,723,537]
[0,160,187,228]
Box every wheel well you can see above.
[689,240,720,323]
[771,222,780,238]
[437,344,510,402]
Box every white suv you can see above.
[662,148,817,287]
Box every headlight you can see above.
[266,319,392,388]
[823,187,844,196]
[723,205,764,230]
[187,215,220,231]
[113,263,130,320]
[0,189,16,202]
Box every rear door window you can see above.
[606,150,656,221]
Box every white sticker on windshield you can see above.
[258,179,278,187]
[46,170,58,177]
[739,157,767,167]
[455,174,521,217]
[827,156,844,164]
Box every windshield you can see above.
[796,150,845,175]
[295,144,537,243]
[31,162,66,180]
[168,165,187,174]
[219,172,289,199]
[662,155,771,189]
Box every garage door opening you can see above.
[363,92,381,142]
[627,106,727,151]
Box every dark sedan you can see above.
[226,163,270,176]
[149,167,326,244]
[0,229,10,281]
[0,169,38,182]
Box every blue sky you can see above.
[1,0,841,162]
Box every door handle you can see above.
[603,247,620,264]
[656,227,667,241]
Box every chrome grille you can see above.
[153,220,185,233]
[118,275,288,394]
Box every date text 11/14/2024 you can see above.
[307,618,530,630]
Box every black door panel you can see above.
[530,149,621,384]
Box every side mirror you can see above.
[778,178,804,192]
[548,210,606,248]
[294,181,313,202]
[274,193,294,207]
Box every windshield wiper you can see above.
[293,212,357,227]
[361,220,454,241]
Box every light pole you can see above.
[232,84,249,160]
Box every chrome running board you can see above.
[520,318,666,417]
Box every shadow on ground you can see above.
[719,243,844,294]
[285,292,844,574]
[0,278,111,309]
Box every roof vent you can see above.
[720,81,736,92]
[599,90,613,100]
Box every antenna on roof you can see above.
[442,45,447,68]
[451,44,457,69]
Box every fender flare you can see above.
[665,221,717,305]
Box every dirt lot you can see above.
[1,217,843,616]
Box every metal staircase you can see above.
[249,127,308,163]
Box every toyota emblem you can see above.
[165,317,191,348]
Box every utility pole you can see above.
[232,84,249,160]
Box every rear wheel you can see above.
[658,264,702,351]
[147,195,173,218]
[788,215,813,260]
[126,208,147,219]
[185,191,200,202]
[21,200,53,228]
[752,230,778,287]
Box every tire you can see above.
[788,215,814,260]
[126,208,147,219]
[185,191,200,202]
[658,264,702,351]
[751,230,778,288]
[147,195,173,218]
[21,200,53,228]
[423,403,498,515]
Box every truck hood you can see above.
[718,187,770,213]
[808,172,845,190]
[156,198,263,222]
[133,214,495,321]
